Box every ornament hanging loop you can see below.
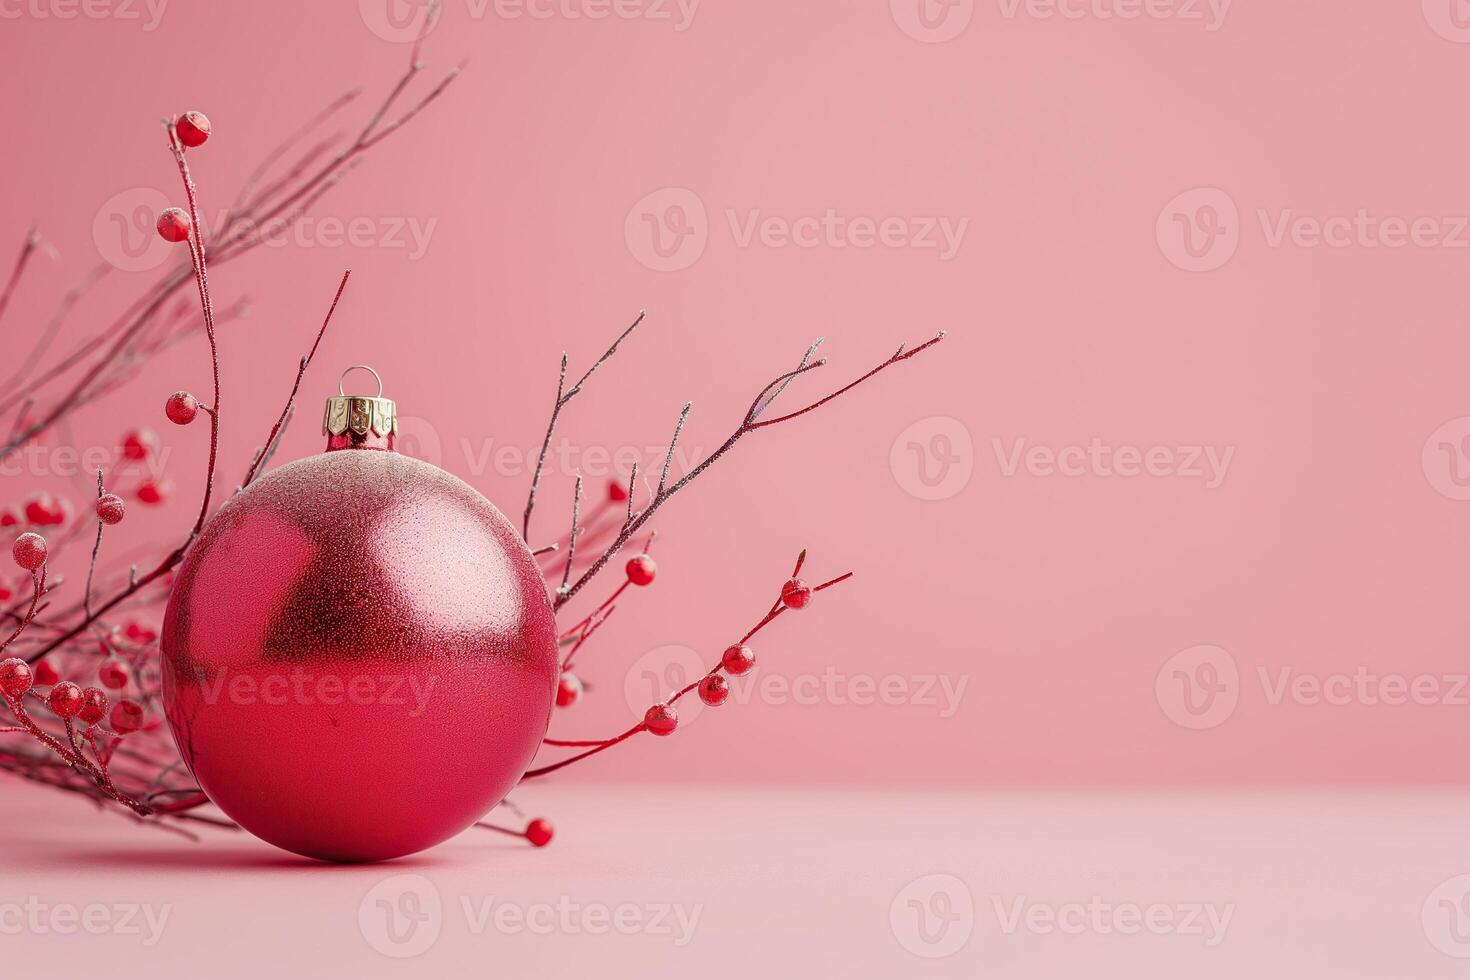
[338,364,384,398]
[324,365,396,452]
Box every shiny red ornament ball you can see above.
[165,390,199,425]
[78,688,109,727]
[525,818,554,847]
[162,428,558,863]
[156,208,191,243]
[626,554,657,586]
[721,644,755,676]
[96,493,126,526]
[32,658,59,686]
[698,674,729,706]
[48,682,83,720]
[781,577,813,609]
[98,659,129,690]
[176,110,211,147]
[0,658,33,699]
[644,702,678,736]
[110,699,145,734]
[12,532,47,570]
[121,428,158,461]
[555,672,583,707]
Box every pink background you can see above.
[4,0,1470,789]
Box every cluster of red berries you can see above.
[637,577,816,735]
[0,657,146,734]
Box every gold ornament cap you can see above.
[324,365,397,450]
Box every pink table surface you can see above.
[4,780,1469,977]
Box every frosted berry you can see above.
[121,428,158,461]
[176,110,211,147]
[124,621,158,644]
[698,674,729,706]
[12,532,47,571]
[48,682,83,720]
[98,658,129,690]
[644,702,678,736]
[608,479,629,502]
[781,578,813,609]
[165,390,199,425]
[0,658,33,699]
[626,554,657,587]
[721,644,755,676]
[95,493,126,526]
[555,672,583,708]
[525,818,554,847]
[136,481,168,505]
[156,208,191,243]
[110,699,145,734]
[78,687,109,726]
[32,658,59,686]
[24,494,67,526]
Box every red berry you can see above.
[698,674,729,706]
[608,479,629,502]
[644,702,678,736]
[12,532,46,571]
[781,578,813,610]
[48,681,83,720]
[0,508,17,527]
[626,554,657,587]
[156,208,191,243]
[721,644,755,676]
[0,585,10,601]
[121,428,158,461]
[0,658,33,699]
[176,110,211,148]
[136,481,168,505]
[110,699,145,734]
[32,658,59,686]
[555,672,583,708]
[123,621,158,644]
[95,493,126,526]
[525,818,554,847]
[78,687,108,727]
[165,390,199,425]
[98,659,129,690]
[23,493,67,526]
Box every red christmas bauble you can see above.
[161,374,558,862]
